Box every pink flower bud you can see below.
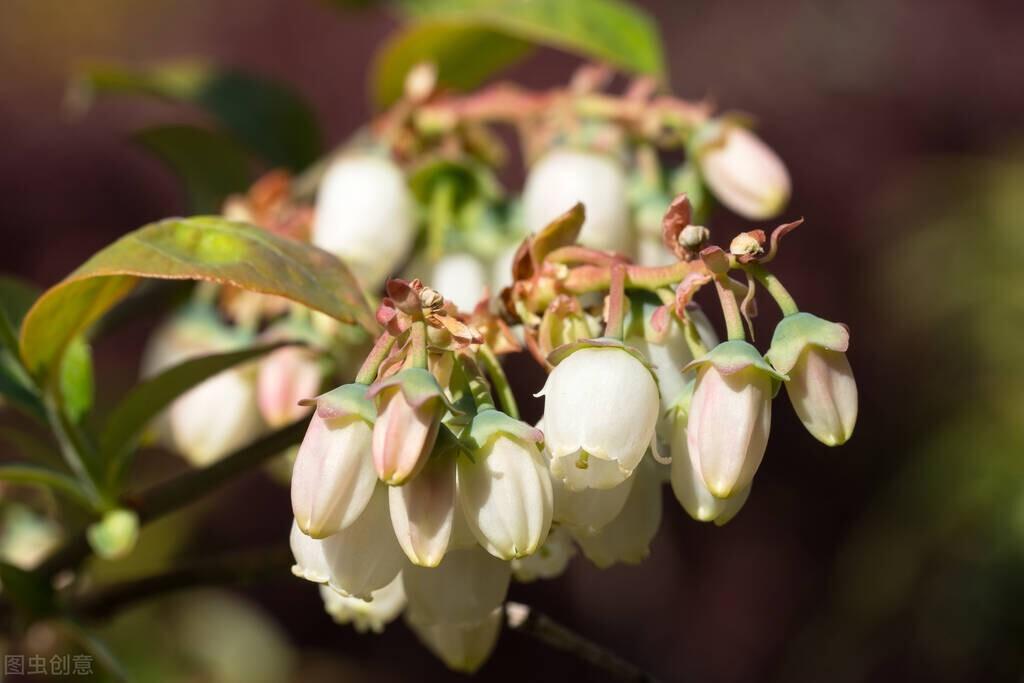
[369,369,447,486]
[389,453,457,567]
[697,124,791,220]
[685,341,784,498]
[669,409,751,524]
[257,346,322,429]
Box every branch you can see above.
[505,602,659,682]
[36,419,306,580]
[69,545,293,620]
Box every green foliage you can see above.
[134,125,253,213]
[71,61,322,170]
[373,0,666,107]
[19,217,376,379]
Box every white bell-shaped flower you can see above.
[551,467,636,536]
[523,148,632,254]
[458,422,553,560]
[389,452,457,567]
[696,123,791,220]
[686,341,784,498]
[669,407,750,524]
[289,519,330,584]
[572,457,663,568]
[511,527,576,582]
[430,253,489,312]
[290,385,378,539]
[540,343,660,488]
[407,607,503,674]
[319,573,406,634]
[169,365,263,467]
[321,484,406,600]
[312,153,416,289]
[403,545,511,624]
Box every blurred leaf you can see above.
[19,217,377,379]
[71,61,322,170]
[0,464,93,509]
[371,0,666,107]
[134,125,253,213]
[0,560,55,618]
[0,275,39,331]
[61,621,130,683]
[101,342,292,484]
[0,276,44,421]
[59,337,94,423]
[372,23,532,108]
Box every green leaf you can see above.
[71,61,322,170]
[0,464,94,509]
[60,336,95,423]
[372,22,532,108]
[0,561,55,619]
[134,125,253,213]
[19,217,377,380]
[101,342,292,485]
[372,0,666,108]
[0,276,44,421]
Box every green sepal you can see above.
[765,312,850,375]
[463,409,543,453]
[683,340,788,396]
[432,423,475,462]
[302,382,376,424]
[366,367,462,414]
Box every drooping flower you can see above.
[540,341,660,489]
[389,451,457,567]
[312,153,416,289]
[458,411,552,560]
[289,519,330,584]
[321,484,406,600]
[551,466,636,536]
[290,384,377,539]
[403,545,511,624]
[511,527,576,582]
[695,122,791,220]
[523,148,632,254]
[368,368,450,486]
[319,573,406,634]
[766,313,857,446]
[685,341,787,498]
[256,345,322,429]
[406,607,503,674]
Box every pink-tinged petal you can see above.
[390,453,457,567]
[787,347,857,446]
[257,346,321,428]
[372,388,439,485]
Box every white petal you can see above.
[322,485,405,600]
[389,454,456,567]
[511,527,576,582]
[289,520,330,584]
[407,607,503,674]
[787,348,858,446]
[170,367,264,467]
[403,545,511,624]
[552,468,636,535]
[319,573,406,634]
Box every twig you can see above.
[505,602,659,682]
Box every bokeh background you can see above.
[2,0,1023,681]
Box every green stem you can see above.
[477,345,518,418]
[603,265,627,340]
[682,317,710,358]
[354,334,395,384]
[427,178,456,262]
[714,277,746,342]
[745,263,799,316]
[410,320,428,369]
[43,396,106,510]
[460,355,495,413]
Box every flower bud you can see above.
[403,545,511,624]
[407,607,503,674]
[572,457,662,568]
[86,509,139,561]
[291,384,378,538]
[321,484,406,599]
[696,123,791,220]
[539,342,660,489]
[319,573,406,634]
[458,411,552,560]
[669,408,750,524]
[257,346,322,429]
[430,253,489,312]
[312,153,416,289]
[766,313,857,446]
[523,149,632,254]
[511,527,576,582]
[369,368,449,486]
[390,452,457,567]
[289,519,330,584]
[685,341,786,498]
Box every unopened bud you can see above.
[729,232,764,258]
[418,286,445,311]
[679,224,710,251]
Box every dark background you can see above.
[2,1,1023,681]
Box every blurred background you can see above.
[1,0,1023,681]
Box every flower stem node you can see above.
[539,339,660,490]
[458,410,552,560]
[291,384,378,539]
[683,341,787,498]
[766,313,858,446]
[368,367,455,486]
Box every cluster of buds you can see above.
[289,193,856,670]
